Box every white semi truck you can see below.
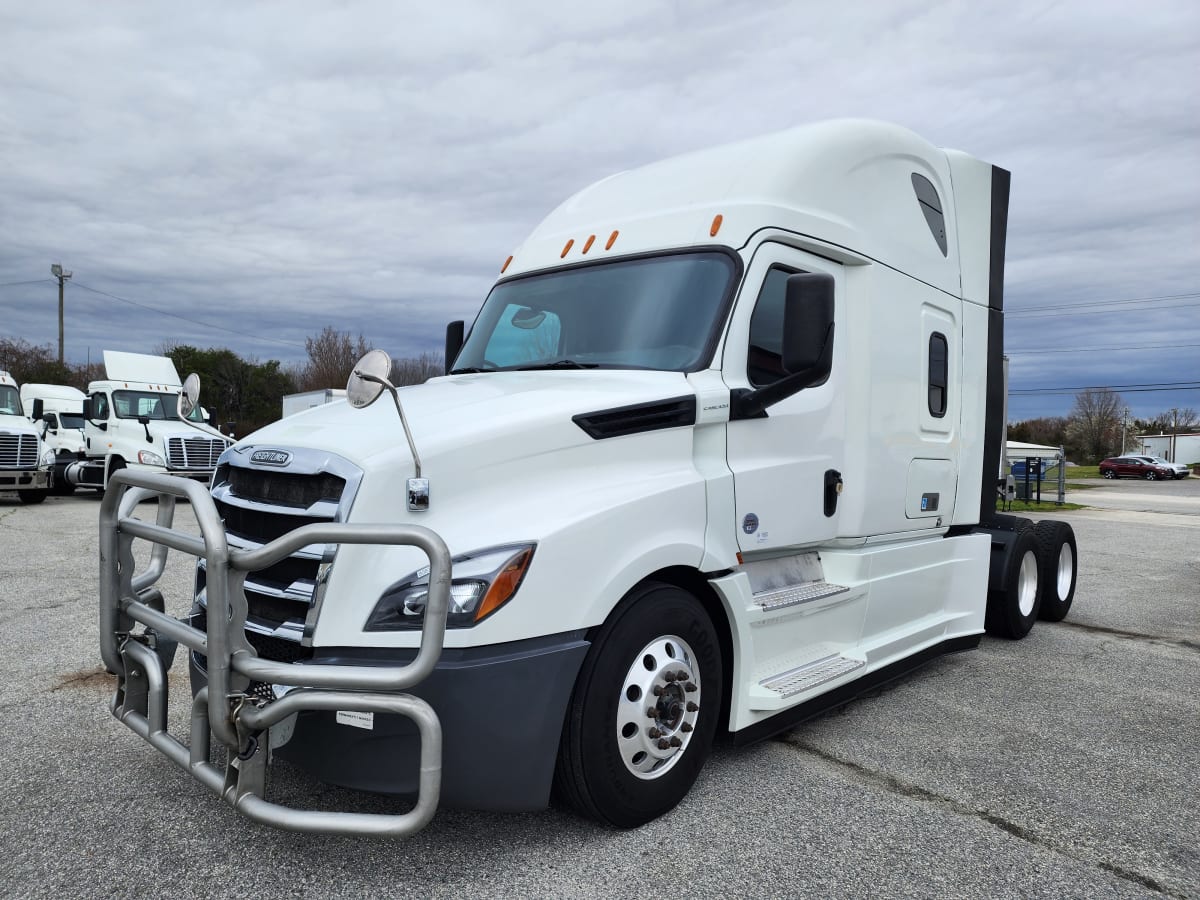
[100,120,1079,836]
[70,351,231,490]
[0,371,53,503]
[20,383,88,493]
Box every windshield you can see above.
[453,251,738,373]
[113,390,179,420]
[0,385,22,416]
[59,413,85,429]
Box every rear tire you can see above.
[1033,520,1077,621]
[985,528,1041,639]
[553,581,722,828]
[1102,470,1115,479]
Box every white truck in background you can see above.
[0,371,53,503]
[21,383,88,494]
[70,351,231,490]
[281,388,347,418]
[100,120,1080,836]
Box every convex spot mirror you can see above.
[179,373,201,419]
[347,349,395,408]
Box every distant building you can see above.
[1134,432,1200,465]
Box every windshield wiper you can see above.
[515,359,599,371]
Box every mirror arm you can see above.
[357,372,423,478]
[730,326,834,421]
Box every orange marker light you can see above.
[710,214,723,237]
[605,230,619,250]
[582,234,595,254]
[501,255,513,273]
[561,239,574,258]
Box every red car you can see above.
[1098,456,1175,480]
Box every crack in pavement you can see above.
[781,738,1181,897]
[1056,620,1200,653]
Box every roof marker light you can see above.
[606,230,619,250]
[582,234,595,254]
[561,239,574,258]
[710,214,723,237]
[501,255,513,273]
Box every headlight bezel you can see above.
[365,542,536,631]
[138,449,166,467]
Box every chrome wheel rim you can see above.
[1018,550,1038,617]
[615,634,701,780]
[1056,543,1074,600]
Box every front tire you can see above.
[18,489,49,505]
[985,528,1041,639]
[1034,521,1077,621]
[1144,470,1157,481]
[554,581,722,828]
[1102,470,1115,479]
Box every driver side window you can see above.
[91,393,109,419]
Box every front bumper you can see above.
[189,632,589,811]
[0,468,50,490]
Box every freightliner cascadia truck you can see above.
[100,120,1079,836]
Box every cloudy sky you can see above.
[1,1,1197,421]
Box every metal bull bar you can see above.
[98,469,452,836]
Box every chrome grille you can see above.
[0,433,38,469]
[166,436,226,470]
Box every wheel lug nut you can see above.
[647,707,658,718]
[648,727,661,738]
[669,736,682,747]
[685,682,697,692]
[663,672,677,682]
[686,701,699,712]
[657,739,671,750]
[681,722,693,732]
[652,685,664,696]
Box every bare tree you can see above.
[298,327,371,391]
[391,353,444,387]
[1066,389,1124,463]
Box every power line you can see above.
[71,280,306,349]
[1007,300,1200,321]
[1010,385,1200,397]
[0,278,54,288]
[1009,290,1200,315]
[1011,380,1200,394]
[1009,342,1200,355]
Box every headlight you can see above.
[138,450,165,466]
[365,543,535,631]
[41,448,55,466]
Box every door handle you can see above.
[824,469,843,517]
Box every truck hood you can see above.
[0,413,39,437]
[236,370,696,470]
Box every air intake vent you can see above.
[573,396,696,440]
[226,467,345,509]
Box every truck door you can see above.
[723,244,846,552]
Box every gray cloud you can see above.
[1,0,1196,418]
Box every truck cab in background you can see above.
[71,351,230,490]
[0,371,52,503]
[20,383,88,494]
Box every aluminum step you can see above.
[753,580,849,612]
[759,654,864,698]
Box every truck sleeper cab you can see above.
[100,120,1080,835]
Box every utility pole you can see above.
[1170,407,1179,462]
[51,263,73,364]
[1121,407,1129,454]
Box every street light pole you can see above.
[50,263,72,365]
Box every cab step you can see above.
[759,654,864,698]
[753,580,849,612]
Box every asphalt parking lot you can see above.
[0,485,1196,899]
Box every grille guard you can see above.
[99,469,452,836]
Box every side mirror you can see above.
[732,272,835,420]
[138,415,151,425]
[31,399,43,420]
[445,320,465,374]
[781,272,835,382]
[82,399,93,420]
[179,373,201,419]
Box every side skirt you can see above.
[731,633,981,746]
